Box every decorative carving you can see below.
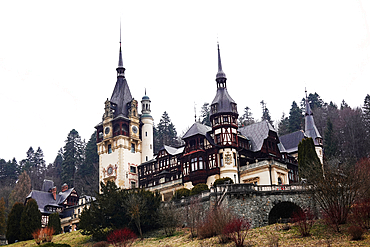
[225,152,233,165]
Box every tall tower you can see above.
[95,36,141,190]
[304,90,323,164]
[141,90,154,162]
[210,44,239,183]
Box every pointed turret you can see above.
[110,35,133,117]
[304,90,322,146]
[211,43,237,116]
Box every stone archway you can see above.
[268,201,302,224]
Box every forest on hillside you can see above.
[1,92,370,235]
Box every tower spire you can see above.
[216,43,227,88]
[117,22,125,77]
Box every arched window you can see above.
[278,177,282,185]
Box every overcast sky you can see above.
[1,1,370,164]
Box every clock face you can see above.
[132,125,138,134]
[107,166,113,175]
[105,127,110,135]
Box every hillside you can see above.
[7,221,370,247]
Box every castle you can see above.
[96,39,322,200]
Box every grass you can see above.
[7,221,370,247]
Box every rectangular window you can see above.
[220,153,223,167]
[131,143,135,153]
[108,144,112,154]
[130,166,136,173]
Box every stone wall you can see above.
[171,184,316,228]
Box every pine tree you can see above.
[200,103,211,126]
[298,138,322,180]
[288,101,303,133]
[61,129,85,187]
[20,198,41,241]
[46,149,63,189]
[238,106,255,127]
[363,94,370,133]
[47,212,61,234]
[0,198,5,236]
[155,112,179,151]
[76,131,99,196]
[323,118,337,160]
[9,171,31,206]
[6,202,24,244]
[277,113,290,136]
[260,100,273,126]
[0,158,19,187]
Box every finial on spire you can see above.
[194,102,197,122]
[216,42,227,88]
[116,21,125,77]
[145,88,147,96]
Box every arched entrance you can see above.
[268,201,302,224]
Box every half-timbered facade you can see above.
[136,44,300,200]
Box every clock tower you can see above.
[95,38,143,190]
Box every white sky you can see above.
[1,1,370,164]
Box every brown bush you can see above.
[348,225,364,241]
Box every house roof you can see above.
[182,122,212,139]
[26,187,76,215]
[279,130,305,154]
[238,120,276,152]
[162,145,184,156]
[110,76,133,118]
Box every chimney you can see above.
[61,183,68,192]
[52,186,57,200]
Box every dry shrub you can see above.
[32,227,55,245]
[223,217,251,247]
[348,225,364,241]
[349,198,370,229]
[197,206,234,243]
[292,208,315,237]
[107,228,137,247]
[92,241,110,247]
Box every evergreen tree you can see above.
[363,94,370,134]
[20,147,46,190]
[79,181,129,241]
[238,106,255,127]
[300,92,324,111]
[47,212,61,234]
[260,100,273,126]
[6,202,24,244]
[0,158,19,187]
[61,129,85,187]
[200,103,211,126]
[76,131,99,196]
[9,170,31,206]
[155,112,179,152]
[45,149,63,189]
[277,113,290,136]
[323,118,337,160]
[298,138,322,180]
[288,101,303,133]
[20,198,41,241]
[0,198,5,236]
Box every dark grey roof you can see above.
[279,130,305,154]
[211,88,236,114]
[110,77,133,118]
[26,187,76,214]
[26,191,61,214]
[238,120,276,152]
[182,122,212,139]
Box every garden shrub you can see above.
[291,208,315,237]
[213,177,233,186]
[107,228,137,247]
[349,198,370,230]
[32,227,55,245]
[189,183,208,196]
[223,217,250,247]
